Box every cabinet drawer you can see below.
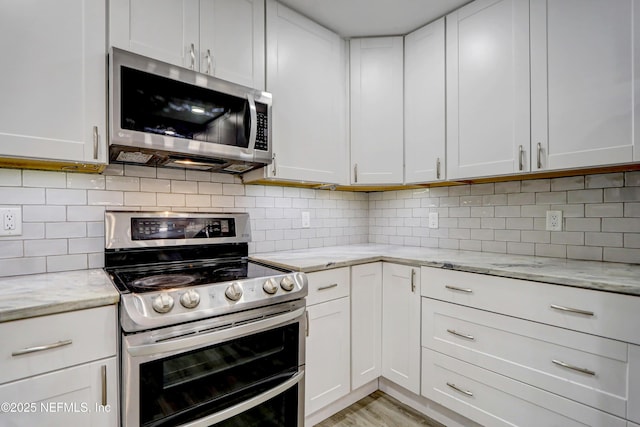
[306,267,350,306]
[0,306,117,384]
[421,267,640,344]
[423,298,629,417]
[422,349,626,427]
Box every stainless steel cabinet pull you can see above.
[445,285,473,294]
[354,164,358,183]
[518,145,524,171]
[447,329,475,340]
[411,269,416,293]
[92,126,99,160]
[552,359,596,376]
[317,283,338,291]
[305,310,309,337]
[447,382,473,397]
[550,304,594,317]
[189,43,196,69]
[537,142,542,169]
[205,49,212,75]
[101,365,107,406]
[436,157,441,179]
[272,153,277,176]
[12,339,72,356]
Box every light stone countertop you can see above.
[0,269,119,323]
[251,244,640,296]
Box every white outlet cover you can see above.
[428,212,439,229]
[546,210,562,231]
[0,207,22,236]
[301,211,311,228]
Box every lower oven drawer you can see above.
[421,349,626,427]
[0,305,116,384]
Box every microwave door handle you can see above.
[247,94,257,151]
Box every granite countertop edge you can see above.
[0,269,120,323]
[250,245,640,297]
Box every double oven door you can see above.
[122,300,306,427]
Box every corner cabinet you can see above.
[381,263,421,394]
[446,0,531,180]
[530,0,640,169]
[110,0,265,89]
[0,0,107,168]
[350,37,404,185]
[404,18,446,184]
[0,306,118,427]
[244,0,348,185]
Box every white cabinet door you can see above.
[405,18,446,184]
[630,345,640,423]
[350,37,404,185]
[351,263,382,390]
[199,0,265,89]
[446,0,530,179]
[530,0,639,169]
[305,297,350,416]
[0,0,107,166]
[261,0,348,184]
[110,0,200,69]
[0,357,118,427]
[381,263,421,394]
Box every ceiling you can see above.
[277,0,472,38]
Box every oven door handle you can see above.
[127,307,306,358]
[178,370,304,427]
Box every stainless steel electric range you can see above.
[104,211,307,427]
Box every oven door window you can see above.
[139,323,299,427]
[121,66,250,148]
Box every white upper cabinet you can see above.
[110,0,265,89]
[446,0,531,180]
[530,0,639,170]
[404,18,446,184]
[245,0,348,184]
[0,0,107,167]
[350,37,404,185]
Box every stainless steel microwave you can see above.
[109,48,272,173]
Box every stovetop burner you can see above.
[131,273,197,289]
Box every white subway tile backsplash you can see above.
[88,253,104,269]
[185,170,212,182]
[106,176,140,191]
[507,242,534,256]
[536,192,567,204]
[624,234,640,248]
[482,194,507,206]
[604,187,640,202]
[603,247,640,263]
[46,254,87,273]
[460,240,482,251]
[157,168,186,180]
[482,240,506,253]
[602,218,640,233]
[495,206,520,217]
[625,171,640,186]
[507,192,536,205]
[211,195,235,208]
[140,178,171,193]
[551,176,584,191]
[124,192,157,206]
[24,239,67,256]
[124,164,156,178]
[585,232,623,247]
[506,217,533,230]
[222,183,245,196]
[625,203,640,217]
[0,241,23,258]
[521,179,550,193]
[0,257,46,277]
[567,245,603,261]
[172,180,198,194]
[87,222,104,237]
[550,231,584,246]
[586,173,623,189]
[0,187,45,204]
[46,222,86,239]
[68,237,103,254]
[585,203,623,218]
[157,193,185,207]
[564,218,600,232]
[23,205,66,222]
[88,190,123,206]
[495,181,521,194]
[535,243,566,258]
[470,183,494,195]
[46,189,86,205]
[67,206,105,222]
[23,170,66,188]
[186,195,211,207]
[0,169,22,186]
[66,173,105,189]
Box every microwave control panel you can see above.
[254,101,269,151]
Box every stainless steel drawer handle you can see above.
[12,339,73,356]
[550,304,594,317]
[411,269,416,293]
[447,329,475,341]
[305,310,309,337]
[101,365,107,406]
[552,359,596,376]
[445,285,473,293]
[317,283,338,291]
[446,382,473,397]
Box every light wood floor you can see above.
[313,391,446,427]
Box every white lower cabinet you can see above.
[304,269,350,416]
[422,349,626,427]
[630,345,640,424]
[0,358,118,427]
[381,263,421,394]
[0,305,118,426]
[351,263,382,389]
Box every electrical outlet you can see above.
[301,211,311,228]
[428,212,439,229]
[546,210,562,231]
[0,207,22,236]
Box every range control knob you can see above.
[180,290,200,309]
[152,293,174,314]
[280,276,295,292]
[225,282,243,301]
[263,278,279,295]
